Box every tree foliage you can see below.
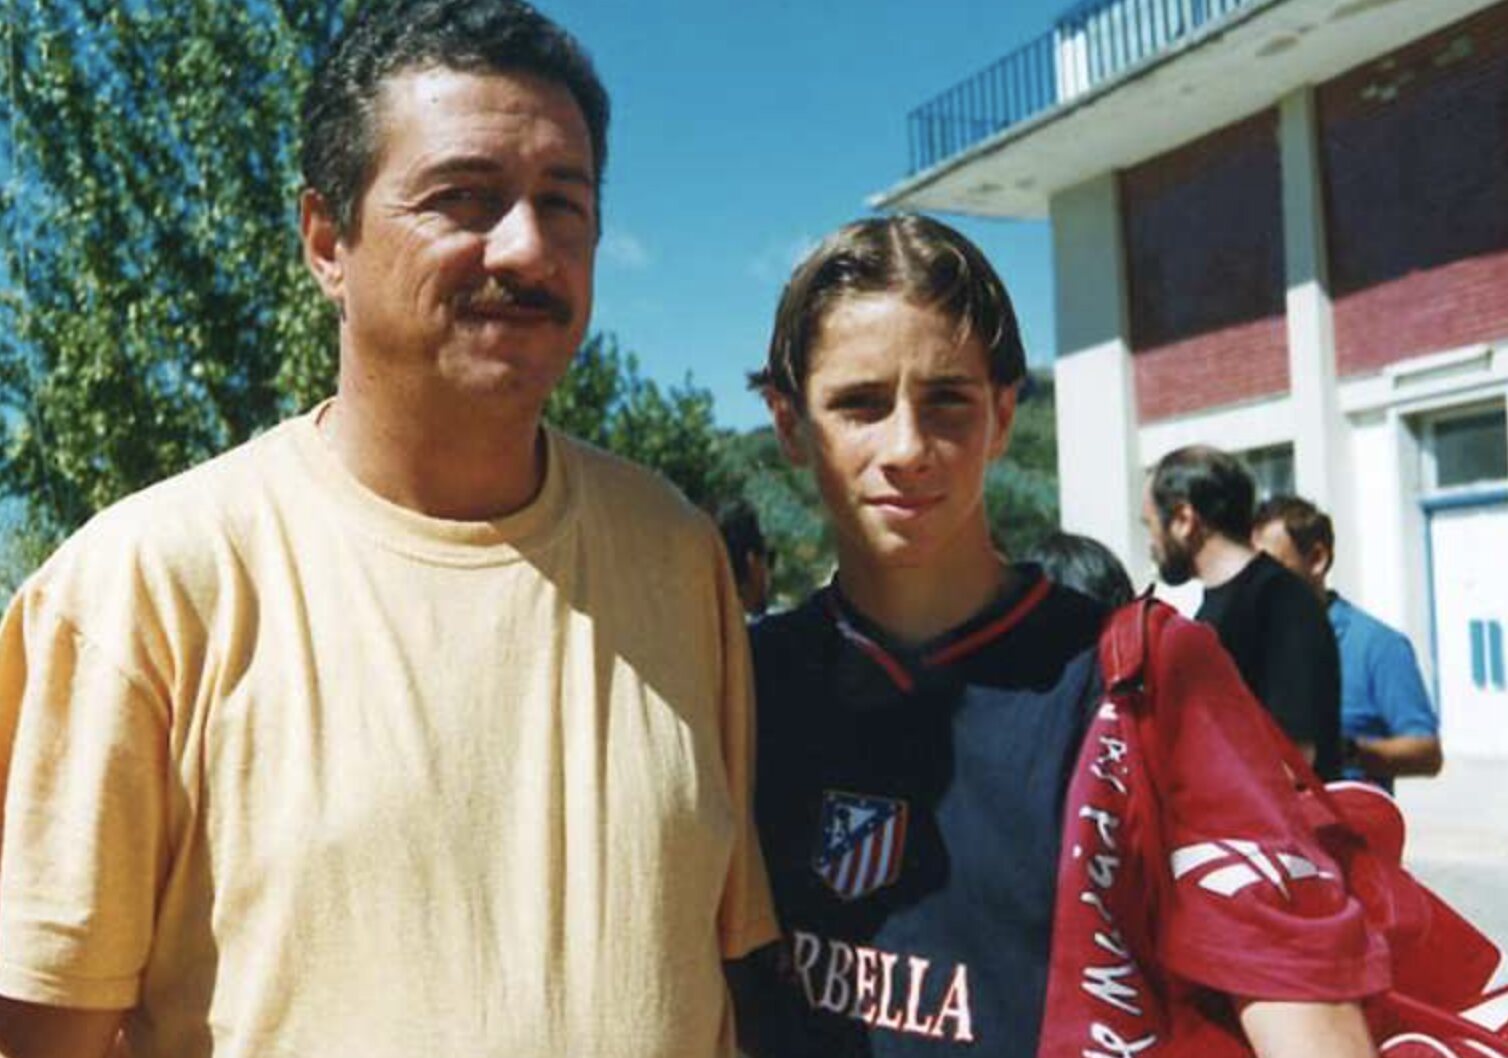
[987,370,1059,560]
[718,424,833,603]
[546,333,738,511]
[0,0,352,545]
[0,0,1065,603]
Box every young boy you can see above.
[732,214,1385,1057]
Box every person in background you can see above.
[1253,495,1443,791]
[718,499,774,618]
[0,3,774,1055]
[1026,530,1136,609]
[1143,445,1343,779]
[731,214,1383,1058]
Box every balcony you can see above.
[880,0,1495,219]
[907,0,1260,175]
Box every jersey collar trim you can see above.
[822,565,1054,693]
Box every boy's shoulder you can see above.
[749,592,831,678]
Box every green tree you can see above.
[0,2,744,588]
[0,0,352,548]
[718,424,833,604]
[546,333,739,511]
[987,370,1059,558]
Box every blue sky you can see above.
[538,0,1067,430]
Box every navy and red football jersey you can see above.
[746,566,1388,1057]
[751,570,1104,1056]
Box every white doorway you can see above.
[1427,496,1508,758]
[1420,401,1508,758]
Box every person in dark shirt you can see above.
[717,498,774,618]
[1142,446,1342,779]
[729,215,1380,1058]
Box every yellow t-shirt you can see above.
[0,410,777,1058]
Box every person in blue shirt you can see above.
[1253,495,1443,791]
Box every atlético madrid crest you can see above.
[813,790,910,901]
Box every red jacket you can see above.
[1039,599,1503,1058]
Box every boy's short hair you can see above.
[751,214,1025,407]
[1254,494,1335,560]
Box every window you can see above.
[1241,443,1294,500]
[1424,405,1508,490]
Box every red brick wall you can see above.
[1121,110,1288,422]
[1319,3,1508,376]
[1131,317,1290,423]
[1332,256,1508,376]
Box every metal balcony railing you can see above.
[906,0,1259,174]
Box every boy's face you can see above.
[771,294,1015,570]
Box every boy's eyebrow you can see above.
[921,374,987,387]
[820,373,987,394]
[821,380,890,398]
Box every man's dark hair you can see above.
[750,214,1025,407]
[716,500,767,583]
[1149,445,1256,542]
[1254,494,1335,562]
[301,0,610,237]
[1026,531,1136,609]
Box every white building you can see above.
[877,0,1508,757]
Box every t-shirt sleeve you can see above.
[1371,631,1439,737]
[1143,616,1389,1001]
[0,581,169,1010]
[1258,581,1342,775]
[708,529,780,960]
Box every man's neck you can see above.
[319,386,546,522]
[1195,534,1258,589]
[836,528,1009,647]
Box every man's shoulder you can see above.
[29,423,300,596]
[1246,551,1297,592]
[750,593,826,655]
[1333,595,1393,634]
[748,594,835,709]
[1022,577,1108,653]
[12,422,305,663]
[1333,597,1414,657]
[82,422,294,541]
[554,429,709,539]
[1246,553,1326,619]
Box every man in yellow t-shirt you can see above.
[0,3,776,1056]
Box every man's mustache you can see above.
[457,278,573,325]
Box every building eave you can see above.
[871,0,1501,219]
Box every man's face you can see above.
[773,294,1015,571]
[1253,519,1326,595]
[317,67,596,414]
[1140,486,1196,586]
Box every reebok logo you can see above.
[1169,840,1333,899]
